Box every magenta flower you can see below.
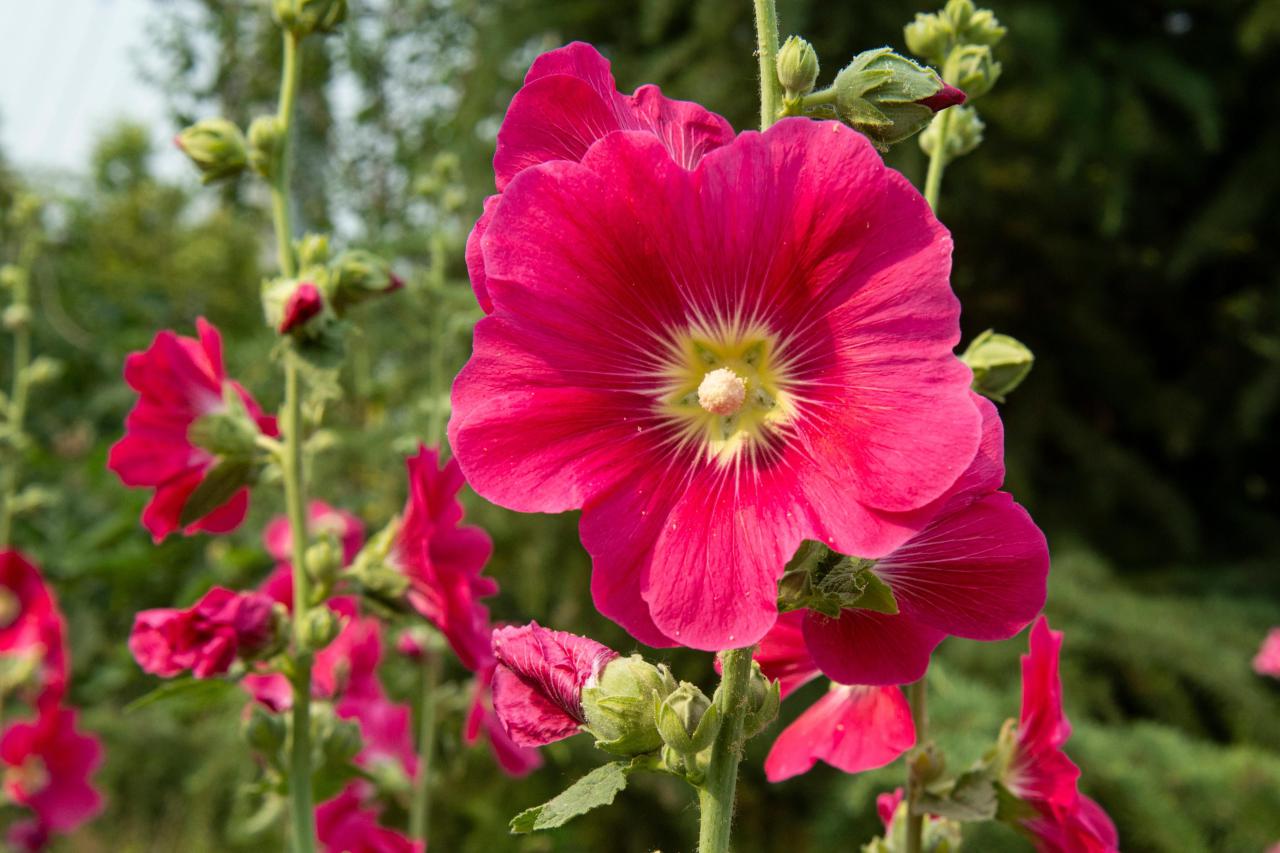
[0,706,103,841]
[337,683,418,781]
[877,788,905,830]
[130,586,277,679]
[464,661,544,777]
[279,281,324,334]
[1005,617,1118,853]
[390,446,497,672]
[797,396,1048,685]
[1253,627,1280,678]
[264,500,365,567]
[453,109,984,651]
[466,41,735,312]
[108,318,278,542]
[0,550,67,707]
[755,612,914,782]
[315,785,423,853]
[490,622,618,748]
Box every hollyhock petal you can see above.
[0,707,104,834]
[0,551,68,705]
[316,786,423,853]
[130,586,276,679]
[764,685,914,781]
[464,665,543,777]
[465,195,499,313]
[877,788,905,830]
[279,282,324,333]
[803,608,945,686]
[1253,628,1280,678]
[1020,618,1070,753]
[265,501,365,565]
[754,611,821,699]
[337,684,418,779]
[873,491,1048,642]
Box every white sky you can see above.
[0,0,178,176]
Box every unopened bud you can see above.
[3,305,32,331]
[776,36,820,100]
[323,717,363,764]
[920,105,985,162]
[262,277,328,337]
[243,706,287,756]
[248,116,285,180]
[176,119,247,184]
[833,48,965,150]
[0,265,22,290]
[581,655,678,756]
[299,607,342,653]
[740,661,781,738]
[304,538,342,587]
[295,233,331,268]
[655,682,720,755]
[961,329,1034,402]
[274,0,347,36]
[904,12,952,65]
[944,44,1000,99]
[945,0,1006,47]
[23,356,62,386]
[909,741,947,787]
[328,249,403,312]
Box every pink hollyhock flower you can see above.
[264,500,365,566]
[490,622,618,748]
[0,706,103,838]
[108,318,278,542]
[1253,628,1280,678]
[876,788,905,830]
[279,281,324,333]
[464,661,543,777]
[466,41,735,312]
[1005,617,1118,853]
[389,446,497,672]
[0,550,67,707]
[316,785,423,853]
[798,395,1048,685]
[337,684,418,780]
[130,586,277,679]
[755,612,914,782]
[452,113,983,651]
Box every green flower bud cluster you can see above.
[776,35,820,107]
[248,116,286,182]
[961,329,1034,402]
[833,48,959,151]
[920,105,985,162]
[905,0,1005,67]
[272,0,347,37]
[175,119,248,184]
[261,244,402,341]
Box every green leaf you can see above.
[179,457,253,526]
[125,676,238,713]
[918,769,999,822]
[510,761,631,833]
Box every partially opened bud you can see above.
[945,0,1006,47]
[329,249,403,312]
[944,44,1001,100]
[263,277,328,336]
[776,36,820,100]
[295,233,331,268]
[740,661,781,738]
[833,48,966,150]
[175,118,247,184]
[581,654,678,756]
[904,12,951,65]
[961,329,1034,402]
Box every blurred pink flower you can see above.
[263,500,365,567]
[337,683,418,781]
[315,785,423,853]
[796,396,1047,685]
[755,612,914,782]
[390,446,497,672]
[108,318,277,541]
[0,706,103,843]
[130,586,276,679]
[279,281,324,334]
[464,661,543,777]
[466,41,735,312]
[1006,617,1118,853]
[490,622,617,748]
[1253,628,1280,678]
[453,112,982,651]
[0,550,67,708]
[876,788,905,830]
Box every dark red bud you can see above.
[919,83,966,112]
[279,282,324,333]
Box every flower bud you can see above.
[920,105,985,162]
[299,606,342,653]
[833,48,966,150]
[961,329,1034,402]
[248,116,285,180]
[945,0,1006,47]
[175,118,248,184]
[295,233,331,268]
[0,265,22,290]
[655,682,720,755]
[904,12,952,65]
[23,356,63,387]
[262,277,328,337]
[582,654,678,756]
[323,717,364,764]
[304,538,342,588]
[908,741,946,787]
[273,0,347,36]
[776,36,820,100]
[943,44,1000,99]
[328,249,403,312]
[243,705,286,757]
[740,661,781,738]
[3,304,32,332]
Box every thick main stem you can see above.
[698,646,755,853]
[753,0,782,131]
[408,646,441,842]
[905,677,928,853]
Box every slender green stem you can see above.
[905,677,928,853]
[408,646,441,842]
[425,233,447,450]
[272,31,302,278]
[0,236,39,549]
[922,107,953,214]
[753,0,782,130]
[698,646,755,853]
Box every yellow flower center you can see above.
[658,325,796,465]
[5,756,49,796]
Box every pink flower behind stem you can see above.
[464,661,543,777]
[315,785,423,853]
[1253,628,1280,678]
[454,95,984,651]
[0,550,68,708]
[490,622,618,748]
[263,500,365,566]
[801,395,1048,686]
[755,612,914,782]
[107,318,277,542]
[0,706,104,838]
[129,586,277,679]
[1007,617,1118,853]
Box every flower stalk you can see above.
[409,644,441,842]
[0,227,38,549]
[922,105,953,213]
[697,645,755,853]
[754,0,782,130]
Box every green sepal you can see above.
[918,768,999,822]
[510,760,633,833]
[178,457,254,527]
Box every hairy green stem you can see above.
[273,31,302,278]
[425,233,448,450]
[922,107,953,214]
[408,646,441,842]
[753,0,782,130]
[0,237,37,549]
[905,677,928,853]
[698,646,755,853]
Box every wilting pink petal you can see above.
[0,706,103,835]
[130,586,276,680]
[764,684,914,781]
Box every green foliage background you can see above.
[2,0,1278,850]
